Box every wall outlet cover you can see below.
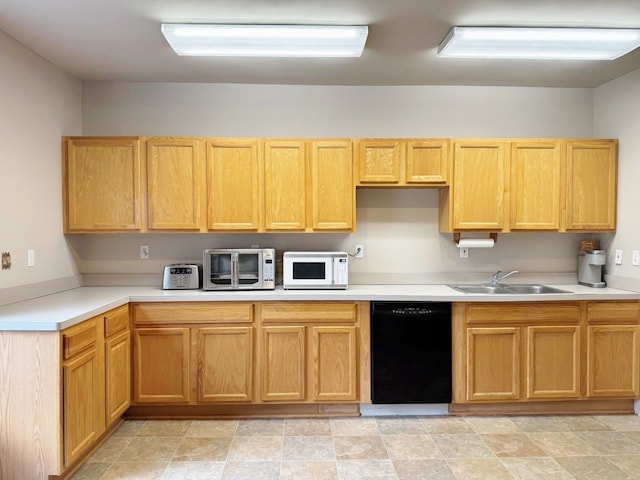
[615,249,623,265]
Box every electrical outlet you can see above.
[633,250,640,267]
[27,249,35,267]
[459,247,469,259]
[140,245,150,260]
[1,252,10,270]
[615,249,623,265]
[355,244,364,258]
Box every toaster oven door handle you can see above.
[231,253,238,288]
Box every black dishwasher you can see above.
[371,302,452,404]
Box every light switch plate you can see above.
[615,249,623,265]
[632,250,640,267]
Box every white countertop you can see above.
[1,284,639,331]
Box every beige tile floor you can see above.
[70,414,640,480]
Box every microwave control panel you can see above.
[335,257,348,286]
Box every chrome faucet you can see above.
[490,269,519,285]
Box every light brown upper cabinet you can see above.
[356,138,449,186]
[263,139,355,233]
[263,139,308,231]
[564,140,617,232]
[63,137,142,232]
[206,138,262,231]
[310,140,354,231]
[440,139,509,231]
[440,138,617,233]
[510,140,562,230]
[146,137,205,231]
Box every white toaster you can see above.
[162,264,202,290]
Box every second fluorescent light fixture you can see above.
[437,27,640,60]
[161,24,368,57]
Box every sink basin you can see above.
[503,284,572,294]
[449,285,514,294]
[449,284,572,295]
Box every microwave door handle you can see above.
[332,258,338,285]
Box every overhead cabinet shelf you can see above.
[62,136,617,234]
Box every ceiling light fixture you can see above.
[437,27,640,60]
[161,24,369,57]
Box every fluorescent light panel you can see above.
[437,27,640,60]
[161,24,368,57]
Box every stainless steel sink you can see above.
[449,284,572,295]
[449,285,514,294]
[503,284,572,294]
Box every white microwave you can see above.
[283,251,348,290]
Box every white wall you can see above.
[76,82,595,283]
[594,68,640,288]
[0,30,82,291]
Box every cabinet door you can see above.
[510,140,562,230]
[587,325,639,397]
[105,330,131,425]
[146,137,204,230]
[356,139,403,184]
[466,327,520,401]
[312,326,357,401]
[406,139,449,184]
[452,141,508,230]
[527,326,580,399]
[310,140,354,231]
[206,138,261,231]
[63,348,102,466]
[197,327,254,403]
[133,328,190,403]
[261,326,306,401]
[63,137,141,232]
[263,140,307,231]
[565,140,617,231]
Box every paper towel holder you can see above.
[453,232,498,246]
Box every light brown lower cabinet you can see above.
[454,301,639,409]
[466,327,521,401]
[133,327,191,403]
[63,325,102,467]
[197,326,254,403]
[587,325,639,397]
[131,301,362,406]
[313,326,358,401]
[527,325,580,399]
[63,305,131,467]
[259,302,359,403]
[586,301,640,398]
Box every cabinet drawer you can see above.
[260,302,357,323]
[465,302,581,325]
[105,305,130,337]
[62,318,98,360]
[133,302,254,325]
[588,301,640,324]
